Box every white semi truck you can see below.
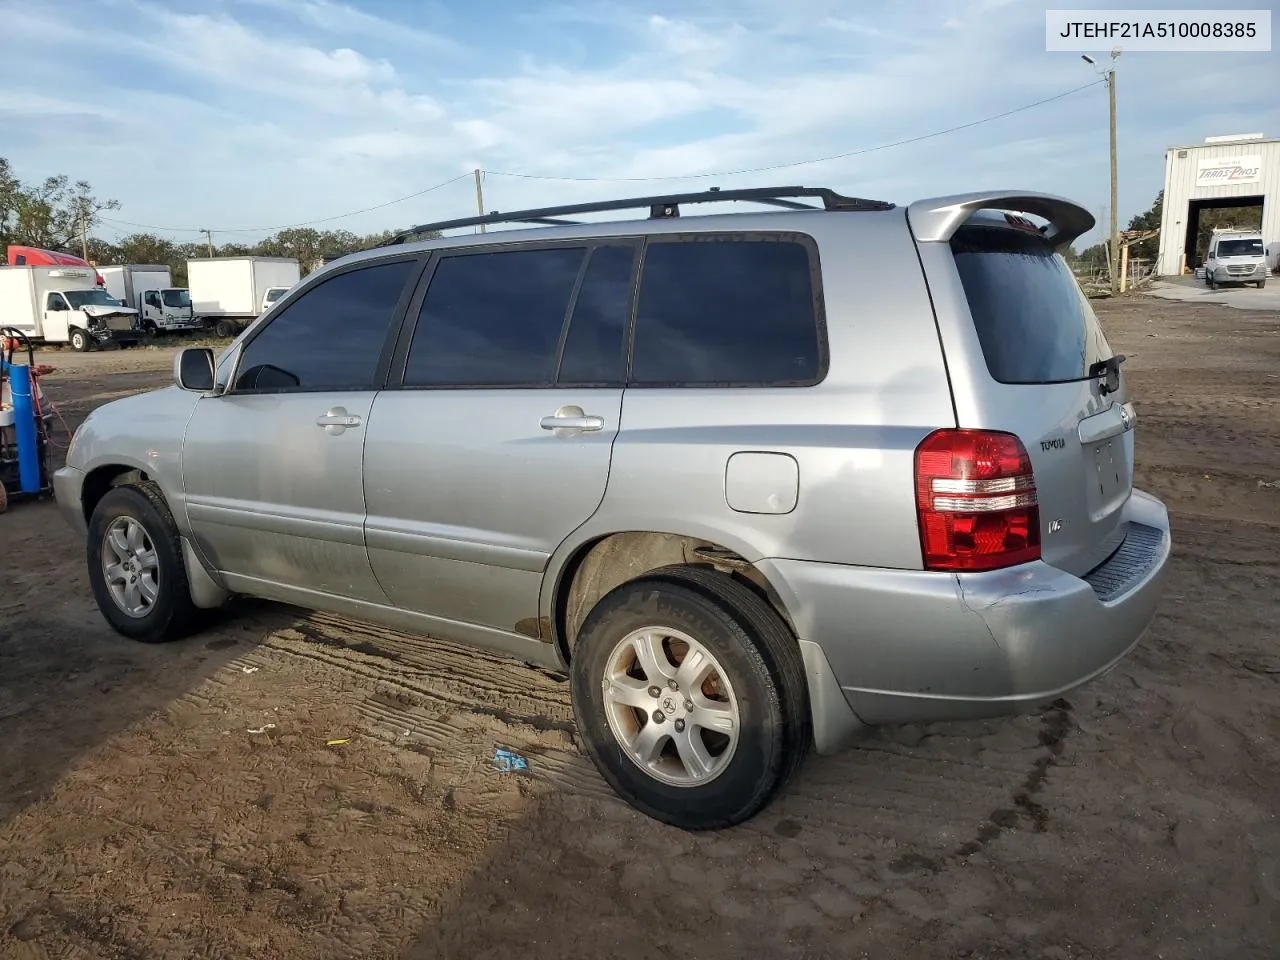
[0,265,141,350]
[188,256,301,338]
[100,264,197,335]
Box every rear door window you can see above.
[630,236,824,385]
[556,244,636,385]
[950,224,1111,385]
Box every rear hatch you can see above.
[947,217,1132,577]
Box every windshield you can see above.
[162,288,191,308]
[265,288,285,303]
[951,224,1112,385]
[1216,238,1264,257]
[64,289,126,308]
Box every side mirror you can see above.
[175,347,216,392]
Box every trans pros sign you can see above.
[1195,154,1262,187]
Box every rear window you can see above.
[951,224,1111,385]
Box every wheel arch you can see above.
[80,462,152,525]
[542,528,801,667]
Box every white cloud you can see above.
[231,0,458,51]
[0,0,1276,249]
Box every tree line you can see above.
[1070,189,1262,274]
[0,157,437,287]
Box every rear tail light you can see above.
[914,429,1040,572]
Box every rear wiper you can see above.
[1089,354,1127,395]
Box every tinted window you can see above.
[405,246,584,386]
[233,259,413,392]
[951,225,1111,385]
[1217,238,1263,257]
[557,244,636,384]
[631,238,821,385]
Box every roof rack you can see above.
[388,185,895,244]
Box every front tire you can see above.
[69,328,91,352]
[86,482,198,643]
[213,319,235,339]
[570,565,809,830]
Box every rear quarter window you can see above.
[630,235,825,386]
[951,224,1111,385]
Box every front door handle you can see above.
[317,406,361,435]
[540,405,605,436]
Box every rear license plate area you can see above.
[1092,440,1125,500]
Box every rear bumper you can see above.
[760,488,1171,745]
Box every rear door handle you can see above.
[317,406,361,435]
[540,405,604,435]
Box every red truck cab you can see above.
[6,246,106,286]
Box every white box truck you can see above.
[187,256,301,337]
[99,264,197,334]
[0,265,141,351]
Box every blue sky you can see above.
[0,0,1275,249]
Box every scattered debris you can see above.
[1259,479,1280,490]
[240,665,259,674]
[326,738,351,746]
[492,748,529,773]
[246,723,277,734]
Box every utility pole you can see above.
[202,229,214,257]
[1107,56,1119,296]
[1081,49,1121,295]
[474,169,486,234]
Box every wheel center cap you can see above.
[659,694,685,719]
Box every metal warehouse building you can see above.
[1157,133,1279,276]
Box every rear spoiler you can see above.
[905,191,1095,250]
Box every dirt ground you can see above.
[1,297,1278,960]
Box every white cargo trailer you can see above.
[0,265,141,350]
[187,257,300,337]
[100,264,197,334]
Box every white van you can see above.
[1204,229,1269,289]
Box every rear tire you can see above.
[569,564,810,830]
[86,482,199,643]
[213,319,234,339]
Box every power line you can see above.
[89,79,1102,238]
[486,80,1105,183]
[98,172,473,235]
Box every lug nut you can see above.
[668,678,679,690]
[684,700,694,712]
[648,686,662,698]
[652,710,665,723]
[674,719,686,733]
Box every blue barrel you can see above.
[9,363,40,493]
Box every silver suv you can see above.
[54,186,1171,830]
